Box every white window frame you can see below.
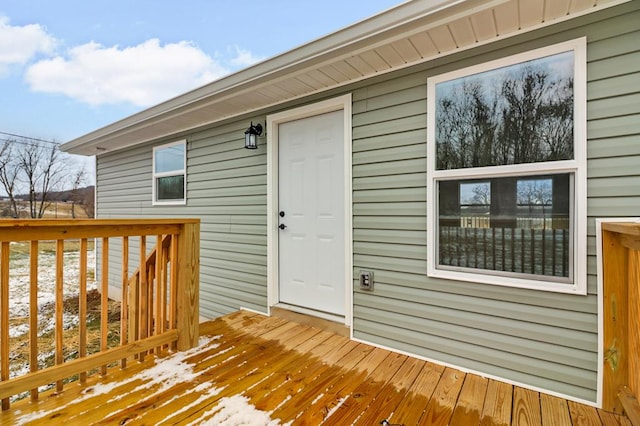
[426,38,587,294]
[152,140,187,206]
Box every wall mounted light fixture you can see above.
[244,122,263,149]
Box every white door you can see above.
[278,110,345,315]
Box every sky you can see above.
[0,0,404,180]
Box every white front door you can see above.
[278,110,345,316]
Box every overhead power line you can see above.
[0,131,60,146]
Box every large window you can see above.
[427,39,586,293]
[152,140,186,205]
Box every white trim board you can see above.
[266,94,354,328]
[595,217,640,408]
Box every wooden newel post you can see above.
[602,229,629,413]
[602,222,640,423]
[176,221,200,351]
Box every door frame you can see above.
[266,94,353,327]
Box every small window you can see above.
[427,39,586,293]
[152,140,186,205]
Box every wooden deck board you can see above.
[325,351,407,424]
[265,342,381,422]
[481,379,514,426]
[419,367,466,425]
[353,356,425,425]
[389,360,445,425]
[291,345,389,425]
[540,393,572,426]
[450,373,489,425]
[2,311,631,426]
[512,387,542,426]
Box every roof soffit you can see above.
[62,0,631,155]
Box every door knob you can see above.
[279,223,287,230]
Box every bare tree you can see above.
[0,140,20,217]
[471,183,491,205]
[435,57,574,170]
[0,138,77,219]
[70,167,87,218]
[18,141,67,218]
[80,186,95,218]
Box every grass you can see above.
[0,200,91,219]
[9,289,121,369]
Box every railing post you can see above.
[602,228,629,413]
[176,221,200,351]
[1,242,10,411]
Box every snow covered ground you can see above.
[8,248,97,339]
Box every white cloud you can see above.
[25,39,231,107]
[0,17,57,75]
[228,45,265,68]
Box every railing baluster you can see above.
[563,229,568,277]
[552,229,557,276]
[1,242,10,410]
[170,234,178,347]
[79,239,87,384]
[491,228,496,271]
[155,234,163,354]
[121,236,129,368]
[521,228,525,273]
[530,229,535,274]
[147,260,154,342]
[29,241,39,400]
[511,229,515,272]
[501,228,505,271]
[55,239,64,392]
[139,236,147,361]
[101,237,109,376]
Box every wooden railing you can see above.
[602,222,640,425]
[0,219,200,410]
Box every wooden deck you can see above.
[1,311,631,425]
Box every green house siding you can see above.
[94,2,639,404]
[97,120,268,319]
[351,3,639,403]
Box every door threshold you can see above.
[271,305,350,338]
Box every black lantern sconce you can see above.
[244,122,263,149]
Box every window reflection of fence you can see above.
[458,216,570,230]
[460,216,490,228]
[439,226,569,277]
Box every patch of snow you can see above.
[271,394,291,413]
[311,393,325,405]
[193,395,285,426]
[8,250,97,338]
[9,323,30,338]
[153,383,223,423]
[323,395,349,421]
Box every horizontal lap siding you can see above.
[96,120,268,318]
[351,3,639,403]
[91,1,639,405]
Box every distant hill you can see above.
[12,186,94,202]
[0,186,95,218]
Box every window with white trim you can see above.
[152,140,186,205]
[427,39,586,293]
